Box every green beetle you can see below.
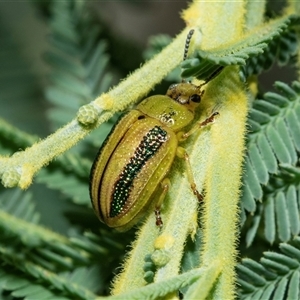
[89,31,221,231]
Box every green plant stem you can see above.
[0,29,193,189]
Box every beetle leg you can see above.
[181,111,219,140]
[154,209,163,228]
[154,178,170,228]
[176,147,203,201]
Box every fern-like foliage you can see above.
[242,81,300,246]
[0,188,127,298]
[44,0,120,154]
[45,1,112,130]
[237,237,300,299]
[181,15,298,81]
[241,29,298,78]
[0,189,89,267]
[25,1,123,206]
[0,1,102,207]
[0,4,132,298]
[0,253,98,300]
[0,18,46,140]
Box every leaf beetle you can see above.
[89,30,221,231]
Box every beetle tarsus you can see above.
[191,183,203,202]
[200,111,219,128]
[154,209,163,228]
[194,189,203,202]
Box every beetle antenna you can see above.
[197,66,224,90]
[182,30,223,87]
[183,29,194,61]
[204,66,224,84]
[182,29,195,83]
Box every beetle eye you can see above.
[190,94,201,103]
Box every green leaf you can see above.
[241,183,257,213]
[248,143,269,185]
[287,270,300,299]
[273,277,288,300]
[36,168,90,206]
[264,197,276,244]
[280,243,300,261]
[267,125,291,164]
[246,209,262,247]
[286,185,300,235]
[256,133,278,174]
[275,191,291,242]
[244,157,263,200]
[264,252,299,269]
[238,239,300,299]
[0,189,40,224]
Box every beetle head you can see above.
[166,82,203,112]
